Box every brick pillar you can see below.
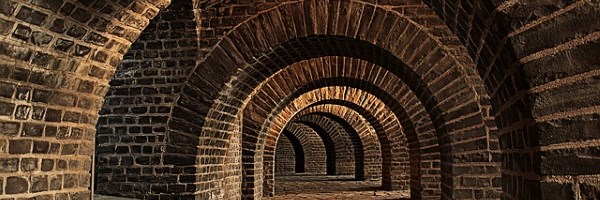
[0,0,167,199]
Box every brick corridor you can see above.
[265,175,410,200]
[1,0,599,199]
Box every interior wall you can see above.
[274,134,296,175]
[94,0,198,198]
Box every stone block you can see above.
[31,175,49,192]
[66,25,87,39]
[0,101,15,116]
[0,158,19,173]
[0,82,14,98]
[31,31,53,45]
[41,159,54,171]
[33,141,50,153]
[16,6,48,26]
[0,0,16,16]
[21,158,38,171]
[21,122,44,137]
[15,105,31,119]
[13,24,32,41]
[71,8,92,23]
[49,175,62,190]
[0,121,20,136]
[6,176,28,194]
[541,181,575,200]
[48,18,66,33]
[9,139,32,154]
[580,181,600,199]
[30,0,64,13]
[63,173,78,188]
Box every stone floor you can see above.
[266,175,410,199]
[94,175,409,200]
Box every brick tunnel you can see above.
[0,0,599,199]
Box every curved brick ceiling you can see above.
[254,86,411,197]
[180,2,500,196]
[0,0,598,199]
[236,53,496,198]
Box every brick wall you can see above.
[294,115,356,176]
[240,56,438,198]
[0,0,598,199]
[188,1,500,197]
[274,133,296,175]
[0,0,168,199]
[284,123,327,175]
[297,107,383,181]
[93,0,198,198]
[422,1,600,198]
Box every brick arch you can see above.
[275,129,304,175]
[422,1,600,198]
[94,0,201,198]
[255,86,412,198]
[293,115,357,177]
[204,50,494,198]
[239,55,451,198]
[194,0,598,198]
[293,121,337,176]
[177,1,499,197]
[0,0,170,199]
[298,107,383,181]
[282,122,327,175]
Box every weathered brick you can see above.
[0,0,17,16]
[0,101,14,116]
[15,105,31,119]
[541,181,575,200]
[0,158,19,173]
[71,8,92,23]
[31,175,49,192]
[21,158,38,171]
[0,121,20,136]
[6,176,28,194]
[9,139,32,154]
[31,0,63,13]
[73,44,91,57]
[49,175,62,190]
[41,159,54,171]
[16,6,48,26]
[580,181,600,199]
[48,18,66,33]
[0,17,15,35]
[21,122,44,137]
[31,31,53,45]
